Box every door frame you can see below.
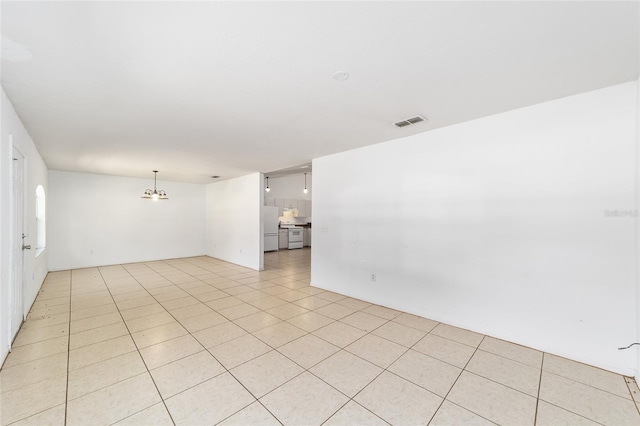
[10,141,26,346]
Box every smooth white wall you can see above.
[266,173,312,200]
[312,81,639,376]
[206,173,262,270]
[1,87,49,364]
[48,171,206,270]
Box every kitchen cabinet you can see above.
[297,201,307,218]
[265,198,311,218]
[278,229,289,249]
[275,199,285,216]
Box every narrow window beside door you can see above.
[35,185,46,255]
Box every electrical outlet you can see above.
[371,273,376,282]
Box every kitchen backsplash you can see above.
[279,215,311,224]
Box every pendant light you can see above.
[141,170,168,200]
[303,173,308,194]
[265,176,271,192]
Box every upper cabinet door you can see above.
[275,198,285,216]
[272,198,310,218]
[297,201,307,217]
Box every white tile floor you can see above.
[1,248,639,425]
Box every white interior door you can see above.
[11,146,25,341]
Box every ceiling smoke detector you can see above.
[332,71,350,81]
[394,115,427,128]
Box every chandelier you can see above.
[141,170,168,200]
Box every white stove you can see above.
[288,227,304,249]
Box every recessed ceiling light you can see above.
[332,71,349,81]
[300,166,309,169]
[211,175,220,179]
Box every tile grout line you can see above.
[532,354,615,426]
[63,271,73,426]
[339,319,413,424]
[424,335,498,426]
[0,273,72,425]
[534,352,545,425]
[541,368,638,402]
[114,258,299,425]
[215,295,459,426]
[13,256,420,422]
[174,255,348,424]
[209,298,319,424]
[624,377,640,415]
[274,284,616,423]
[228,302,508,417]
[316,318,503,425]
[538,400,607,426]
[189,256,309,424]
[153,261,283,424]
[2,255,300,424]
[101,262,229,425]
[312,316,482,424]
[472,345,543,369]
[199,257,314,425]
[12,250,635,425]
[107,262,248,417]
[305,315,410,424]
[218,366,286,426]
[96,266,178,426]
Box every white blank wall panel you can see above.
[206,173,262,270]
[48,171,206,270]
[311,81,639,377]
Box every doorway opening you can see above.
[261,165,312,274]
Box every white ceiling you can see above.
[1,1,638,184]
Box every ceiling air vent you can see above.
[394,115,427,128]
